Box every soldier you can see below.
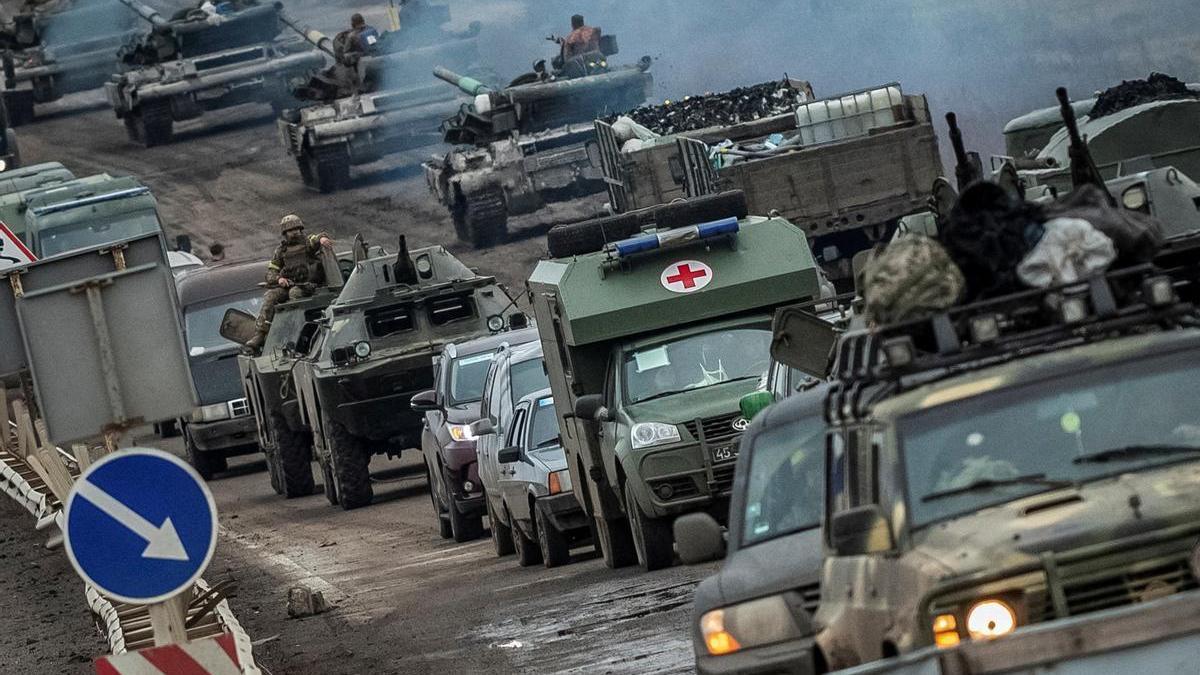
[346,13,380,55]
[560,14,600,60]
[247,215,334,352]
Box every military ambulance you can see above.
[528,192,829,571]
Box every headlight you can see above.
[447,423,476,442]
[487,315,505,332]
[1121,184,1148,211]
[354,341,371,359]
[965,599,1016,640]
[192,402,230,423]
[0,159,8,172]
[630,422,681,450]
[700,595,803,656]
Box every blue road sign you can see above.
[64,448,218,604]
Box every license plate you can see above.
[711,444,738,463]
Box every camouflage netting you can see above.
[1089,72,1200,119]
[615,79,807,135]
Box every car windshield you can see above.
[185,292,263,354]
[527,397,559,450]
[447,350,497,406]
[510,357,549,405]
[742,413,825,547]
[623,324,772,405]
[37,209,161,257]
[900,350,1200,527]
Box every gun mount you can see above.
[945,112,982,190]
[1057,86,1116,205]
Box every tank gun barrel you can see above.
[433,66,492,96]
[113,0,171,28]
[276,8,335,57]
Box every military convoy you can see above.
[276,2,484,192]
[103,0,326,147]
[424,35,653,248]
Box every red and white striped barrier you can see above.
[94,632,241,675]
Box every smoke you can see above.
[39,0,138,50]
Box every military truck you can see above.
[289,238,518,510]
[424,35,653,248]
[20,174,162,259]
[276,3,483,192]
[808,232,1200,669]
[528,192,828,571]
[0,0,139,125]
[597,82,943,285]
[104,0,326,146]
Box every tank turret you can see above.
[115,0,283,66]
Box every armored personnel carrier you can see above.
[1,0,140,125]
[290,238,519,510]
[103,0,326,147]
[424,34,653,248]
[276,2,484,192]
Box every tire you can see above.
[463,190,508,249]
[595,514,638,569]
[184,429,227,481]
[301,143,350,193]
[426,463,452,539]
[269,412,315,498]
[327,422,373,510]
[135,100,174,147]
[30,76,57,104]
[4,91,35,127]
[446,470,484,542]
[320,458,339,506]
[652,190,749,230]
[450,200,470,242]
[264,447,284,495]
[535,504,571,568]
[486,496,515,557]
[123,115,141,143]
[546,213,642,258]
[625,481,675,571]
[510,509,543,567]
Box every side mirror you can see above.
[219,308,258,347]
[674,513,726,564]
[574,394,610,422]
[470,418,495,436]
[410,390,439,413]
[497,446,521,464]
[830,505,894,557]
[770,306,839,379]
[739,390,774,423]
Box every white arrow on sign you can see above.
[74,479,190,561]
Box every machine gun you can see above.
[115,0,282,66]
[945,112,982,190]
[1057,86,1116,206]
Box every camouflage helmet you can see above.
[280,214,304,235]
[862,234,965,326]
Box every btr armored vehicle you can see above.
[105,0,326,146]
[276,2,483,192]
[811,233,1200,669]
[291,239,517,510]
[424,34,652,248]
[528,192,827,571]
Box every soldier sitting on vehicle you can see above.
[246,215,334,353]
[557,14,600,60]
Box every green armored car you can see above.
[528,193,828,571]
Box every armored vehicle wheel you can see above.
[3,91,35,127]
[463,190,508,249]
[486,497,515,556]
[320,458,339,505]
[300,144,350,193]
[535,505,571,568]
[327,422,373,510]
[595,514,638,569]
[184,428,228,481]
[450,202,470,242]
[426,464,452,539]
[510,512,543,567]
[134,100,174,147]
[653,190,749,230]
[123,116,141,143]
[264,448,284,495]
[269,411,315,498]
[546,213,642,258]
[625,481,674,571]
[447,471,484,542]
[30,76,57,104]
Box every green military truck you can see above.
[20,174,162,259]
[528,193,827,571]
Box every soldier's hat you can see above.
[280,214,305,234]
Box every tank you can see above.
[0,0,141,126]
[423,35,653,248]
[102,0,327,147]
[275,2,486,192]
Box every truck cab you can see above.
[529,195,826,571]
[21,175,162,259]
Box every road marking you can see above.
[75,479,189,561]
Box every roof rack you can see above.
[825,236,1200,423]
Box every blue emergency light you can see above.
[609,216,740,259]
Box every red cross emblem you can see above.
[661,260,713,293]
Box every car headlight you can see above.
[354,341,371,359]
[965,599,1016,640]
[0,159,8,172]
[700,595,804,656]
[1121,184,1148,211]
[192,402,230,423]
[630,422,681,450]
[448,423,476,442]
[487,315,505,332]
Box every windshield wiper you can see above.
[1073,445,1200,464]
[633,387,696,405]
[922,473,1074,503]
[634,376,761,405]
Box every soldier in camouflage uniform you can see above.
[246,214,334,352]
